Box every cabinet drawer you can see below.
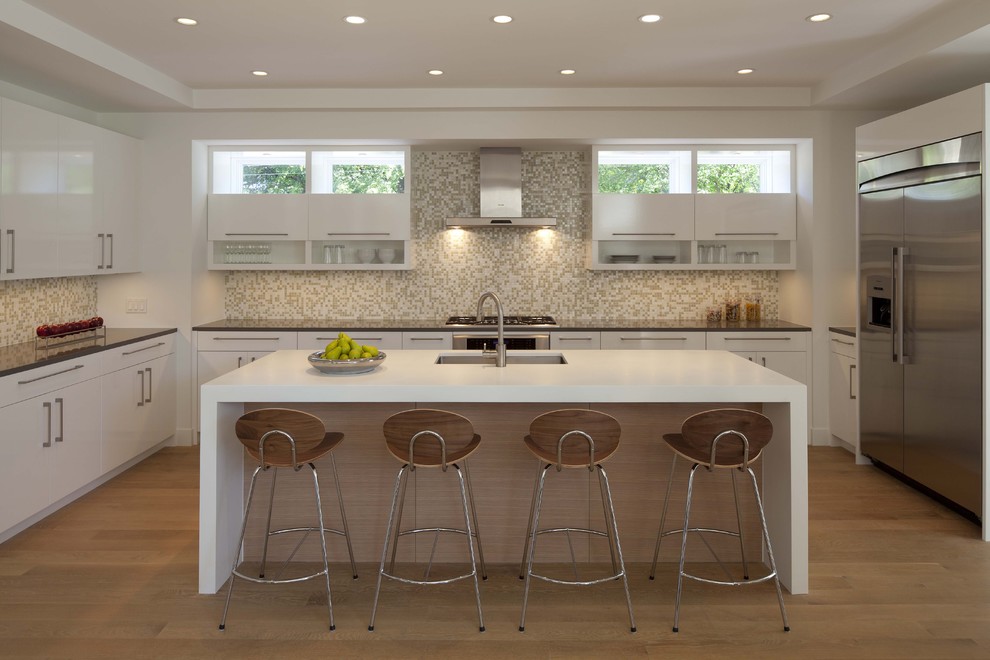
[101,334,175,374]
[707,331,808,352]
[550,331,601,350]
[0,353,100,408]
[298,330,403,351]
[601,331,706,350]
[402,332,452,350]
[829,332,857,359]
[197,331,297,352]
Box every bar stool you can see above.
[219,408,356,632]
[368,409,486,632]
[518,409,636,633]
[649,408,789,633]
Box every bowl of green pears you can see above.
[308,332,386,374]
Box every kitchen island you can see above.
[199,348,808,595]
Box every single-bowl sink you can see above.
[435,352,568,365]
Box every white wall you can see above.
[96,106,883,444]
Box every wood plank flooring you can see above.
[0,446,987,659]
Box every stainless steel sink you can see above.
[435,353,568,365]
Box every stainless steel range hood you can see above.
[446,148,557,228]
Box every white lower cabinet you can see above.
[0,354,102,533]
[828,332,858,447]
[601,330,706,350]
[402,331,452,350]
[550,331,601,350]
[706,332,809,384]
[298,330,402,352]
[102,353,176,472]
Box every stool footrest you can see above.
[680,570,778,588]
[528,571,627,587]
[380,569,478,587]
[535,526,608,539]
[231,566,328,586]
[267,525,349,538]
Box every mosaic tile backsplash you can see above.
[0,276,98,346]
[226,150,778,321]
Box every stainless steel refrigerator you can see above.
[858,133,982,520]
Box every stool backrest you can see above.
[383,409,477,468]
[528,409,621,468]
[235,408,327,468]
[679,408,773,468]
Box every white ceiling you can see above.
[1,0,989,113]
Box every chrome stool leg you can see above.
[597,465,619,576]
[369,465,407,632]
[219,465,263,631]
[454,464,485,632]
[387,467,410,575]
[673,463,700,633]
[519,460,545,579]
[730,467,749,580]
[747,467,790,632]
[258,467,278,578]
[308,463,335,632]
[462,460,487,580]
[598,465,636,633]
[329,453,358,579]
[519,463,550,632]
[650,456,678,579]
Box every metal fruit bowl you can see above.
[308,350,387,374]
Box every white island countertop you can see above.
[200,349,808,594]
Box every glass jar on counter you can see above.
[745,296,762,321]
[725,299,742,323]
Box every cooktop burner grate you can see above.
[445,315,557,327]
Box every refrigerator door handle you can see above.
[895,246,910,365]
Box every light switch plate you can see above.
[125,298,147,314]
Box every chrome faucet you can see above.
[475,291,506,367]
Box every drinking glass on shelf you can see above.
[717,244,727,264]
[698,245,707,264]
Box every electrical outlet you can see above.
[125,298,147,314]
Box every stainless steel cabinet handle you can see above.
[409,337,444,341]
[351,337,384,342]
[98,233,106,269]
[831,338,854,346]
[224,233,289,236]
[55,397,64,443]
[107,233,114,269]
[610,232,676,236]
[327,232,391,236]
[145,367,153,403]
[43,401,52,448]
[213,337,280,341]
[237,356,242,368]
[724,336,791,341]
[619,336,687,341]
[558,337,592,341]
[17,364,85,385]
[138,370,145,407]
[6,229,13,273]
[714,232,779,236]
[122,342,166,356]
[895,246,909,365]
[849,364,857,400]
[762,357,767,367]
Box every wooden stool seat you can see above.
[383,408,481,466]
[662,408,772,468]
[524,408,621,467]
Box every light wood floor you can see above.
[0,446,987,659]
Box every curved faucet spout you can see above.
[476,291,506,367]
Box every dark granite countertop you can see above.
[194,318,810,333]
[0,328,177,379]
[828,326,856,337]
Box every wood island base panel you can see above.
[199,349,808,596]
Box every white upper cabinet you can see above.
[308,193,411,240]
[0,97,142,279]
[206,194,309,240]
[57,116,100,276]
[98,129,140,273]
[0,98,60,280]
[591,193,694,240]
[693,193,797,241]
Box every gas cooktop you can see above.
[445,315,557,327]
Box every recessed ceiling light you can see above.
[638,14,663,23]
[806,13,832,22]
[251,70,268,77]
[428,69,444,76]
[560,69,576,75]
[492,15,513,24]
[344,15,366,24]
[175,17,197,26]
[737,68,754,75]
